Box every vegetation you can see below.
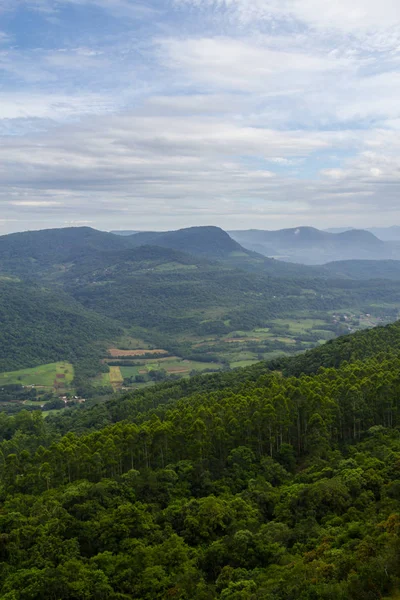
[1,226,400,398]
[0,281,120,373]
[1,321,400,597]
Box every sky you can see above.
[1,0,400,233]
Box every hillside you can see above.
[321,259,400,280]
[0,280,121,373]
[2,322,400,598]
[229,226,394,265]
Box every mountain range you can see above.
[228,226,400,265]
[112,225,400,266]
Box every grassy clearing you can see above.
[0,362,74,389]
[92,372,111,387]
[230,359,260,368]
[109,366,123,387]
[43,408,65,418]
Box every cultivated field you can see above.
[108,348,168,357]
[0,362,74,390]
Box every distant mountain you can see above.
[229,226,394,265]
[325,227,354,234]
[110,230,139,236]
[326,226,400,242]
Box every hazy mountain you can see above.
[110,230,139,236]
[326,226,400,242]
[229,226,394,265]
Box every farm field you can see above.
[109,366,123,389]
[0,308,394,401]
[120,358,223,380]
[108,348,168,358]
[0,362,74,390]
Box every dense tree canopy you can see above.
[1,323,400,598]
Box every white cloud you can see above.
[0,0,400,232]
[174,0,400,37]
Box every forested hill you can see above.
[2,321,400,598]
[268,317,400,376]
[0,280,121,372]
[0,226,130,277]
[122,226,245,258]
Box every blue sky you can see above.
[1,0,400,233]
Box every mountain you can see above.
[116,225,319,277]
[110,230,139,236]
[0,226,130,278]
[326,226,400,242]
[325,227,354,234]
[0,225,313,279]
[229,226,392,265]
[122,226,249,258]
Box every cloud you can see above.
[174,0,400,37]
[0,110,399,233]
[0,0,400,232]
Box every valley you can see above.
[1,225,400,598]
[0,224,400,419]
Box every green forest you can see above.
[1,321,400,598]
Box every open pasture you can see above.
[0,362,74,390]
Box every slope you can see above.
[320,259,400,280]
[0,280,121,373]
